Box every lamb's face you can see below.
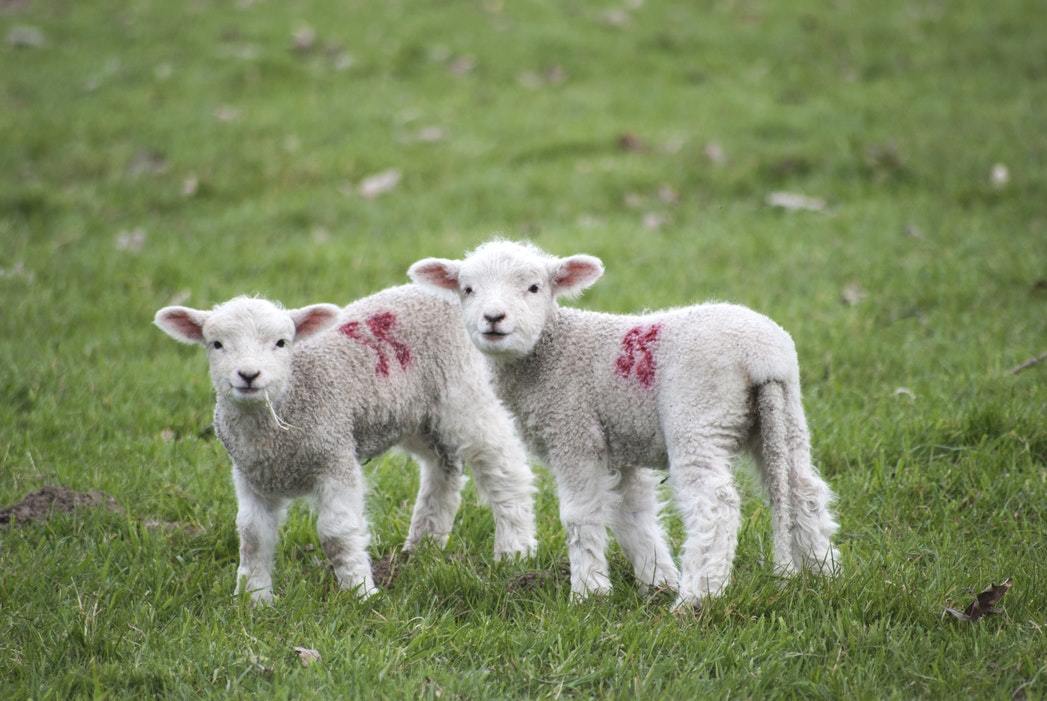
[155,297,340,405]
[409,241,604,359]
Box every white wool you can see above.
[410,241,840,609]
[155,286,537,604]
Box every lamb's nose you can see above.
[484,312,506,324]
[238,370,261,385]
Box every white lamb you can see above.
[409,240,840,609]
[154,285,537,603]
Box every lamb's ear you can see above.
[154,306,209,345]
[550,255,604,298]
[408,258,461,291]
[289,304,341,340]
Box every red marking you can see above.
[615,324,661,388]
[366,312,411,369]
[338,312,411,377]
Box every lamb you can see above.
[154,285,537,603]
[409,240,840,609]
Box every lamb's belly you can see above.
[605,423,667,468]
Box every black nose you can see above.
[238,370,261,385]
[484,313,506,323]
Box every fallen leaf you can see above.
[292,24,316,53]
[358,169,401,199]
[332,51,354,71]
[115,228,147,252]
[413,126,445,143]
[214,105,242,123]
[990,163,1010,189]
[127,149,168,177]
[766,191,827,212]
[6,25,45,48]
[143,518,204,537]
[704,141,727,165]
[904,223,924,239]
[944,578,1012,622]
[840,282,866,306]
[622,192,644,209]
[293,647,321,667]
[181,175,199,197]
[601,8,631,27]
[160,429,176,442]
[642,212,666,230]
[657,184,679,204]
[617,132,647,152]
[893,387,916,400]
[448,55,475,75]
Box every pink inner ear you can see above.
[295,308,338,338]
[414,261,459,290]
[555,259,600,288]
[162,310,204,342]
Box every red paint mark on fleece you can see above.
[615,324,661,388]
[339,312,412,377]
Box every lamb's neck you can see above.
[487,306,569,392]
[216,392,297,438]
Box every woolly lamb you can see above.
[154,285,537,603]
[409,241,840,609]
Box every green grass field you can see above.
[2,0,1045,697]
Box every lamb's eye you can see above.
[276,339,287,348]
[463,286,474,295]
[528,284,540,294]
[212,341,223,350]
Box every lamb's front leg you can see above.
[553,462,619,600]
[232,467,287,604]
[314,461,377,598]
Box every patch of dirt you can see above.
[0,485,121,526]
[507,561,570,592]
[371,552,409,588]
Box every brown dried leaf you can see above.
[617,132,648,152]
[181,175,199,197]
[293,646,321,667]
[945,578,1012,622]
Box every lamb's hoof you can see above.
[670,595,702,616]
[493,538,539,561]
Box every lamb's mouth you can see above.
[481,330,509,341]
[232,385,263,396]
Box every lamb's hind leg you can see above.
[609,468,679,591]
[667,439,742,610]
[401,436,466,552]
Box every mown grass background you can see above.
[2,0,1045,697]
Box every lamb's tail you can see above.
[754,379,840,576]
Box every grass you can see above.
[2,0,1045,697]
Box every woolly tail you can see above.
[755,380,840,576]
